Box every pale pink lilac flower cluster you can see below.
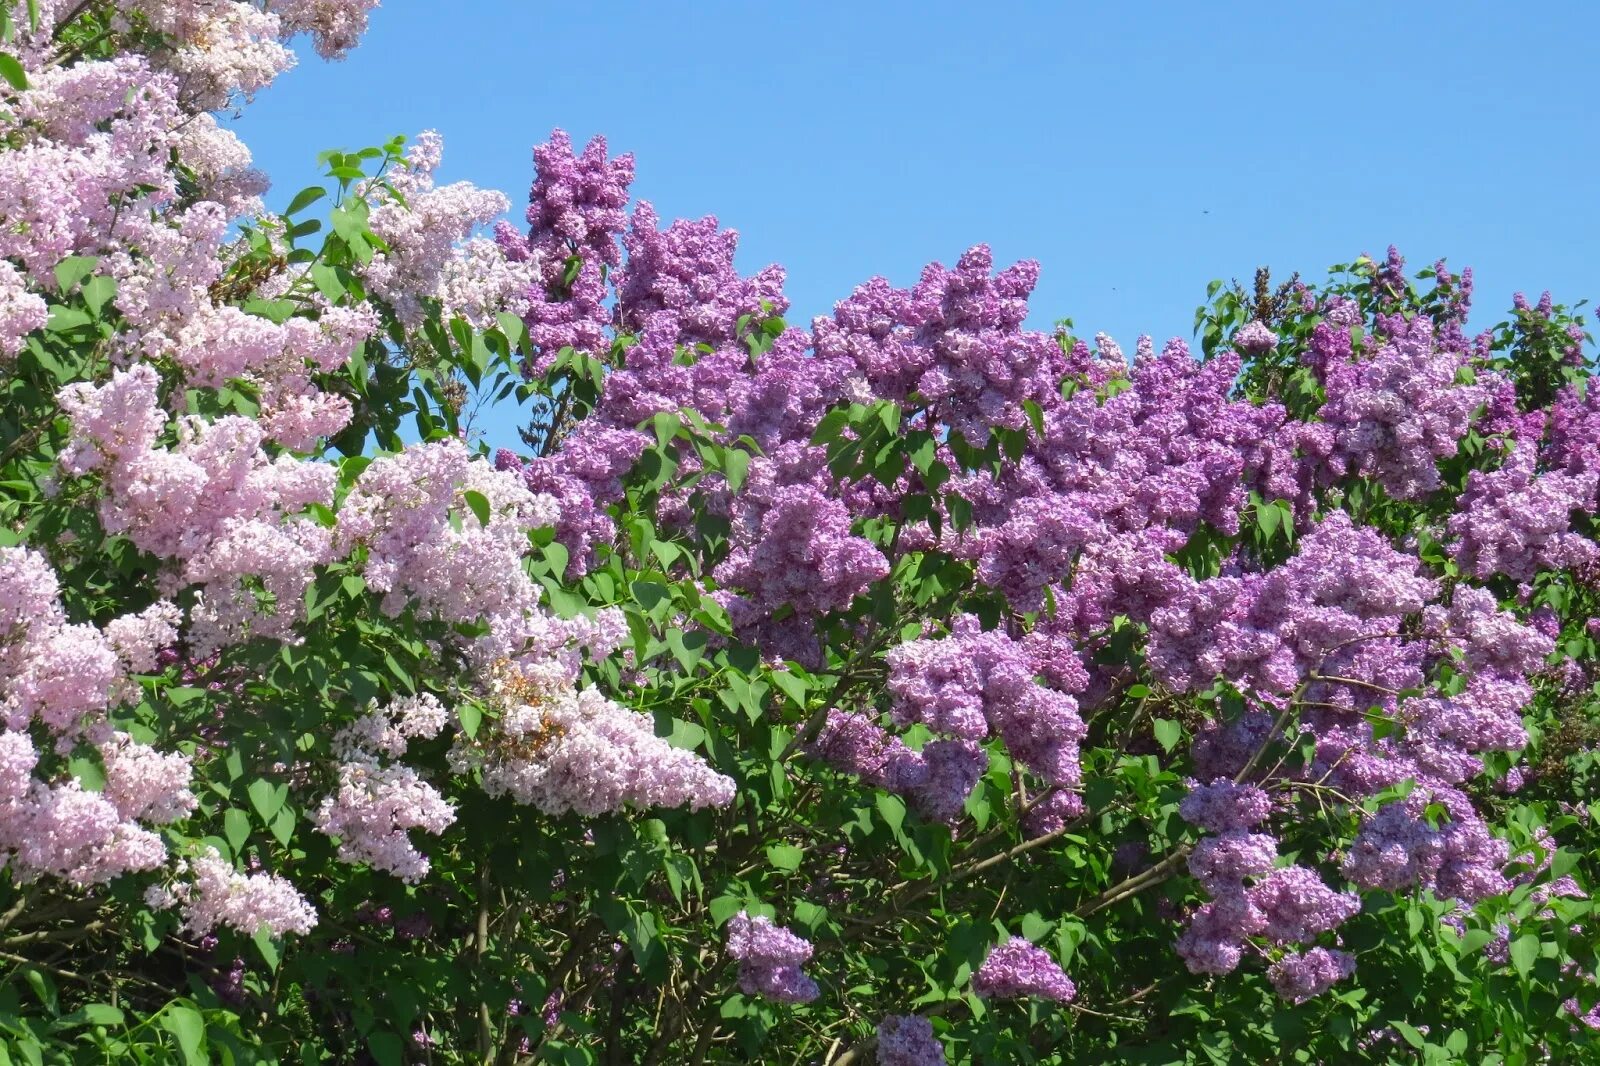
[362,131,537,329]
[0,731,167,886]
[457,686,734,818]
[0,261,47,357]
[0,548,205,885]
[1233,320,1279,353]
[271,0,383,60]
[314,694,456,882]
[149,846,318,937]
[59,364,339,654]
[313,761,456,883]
[336,438,559,622]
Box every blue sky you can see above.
[235,1,1599,452]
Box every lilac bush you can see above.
[0,3,1594,1063]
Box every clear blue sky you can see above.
[234,1,1599,453]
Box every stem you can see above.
[47,0,96,42]
[0,889,35,933]
[779,705,831,762]
[475,866,494,1063]
[858,823,1077,926]
[1310,674,1402,697]
[602,954,636,1066]
[0,418,51,469]
[1073,847,1193,917]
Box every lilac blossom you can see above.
[971,937,1077,1003]
[724,912,819,1005]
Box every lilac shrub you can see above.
[0,6,1596,1062]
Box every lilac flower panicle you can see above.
[1233,320,1279,353]
[1180,779,1272,833]
[876,1014,949,1066]
[971,937,1076,1003]
[724,912,819,1005]
[1268,947,1357,1004]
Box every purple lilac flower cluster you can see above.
[473,128,1600,1014]
[1307,315,1487,500]
[1176,778,1359,986]
[970,937,1077,1003]
[807,710,988,822]
[876,1014,949,1066]
[724,912,819,1005]
[887,615,1086,788]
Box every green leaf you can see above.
[248,778,287,823]
[159,1005,206,1065]
[253,926,281,972]
[766,844,803,871]
[457,701,483,739]
[224,808,250,854]
[270,806,296,848]
[668,718,705,749]
[0,53,26,91]
[875,793,906,835]
[1509,933,1539,977]
[45,304,91,333]
[810,408,850,446]
[770,670,809,709]
[631,580,670,612]
[67,755,105,791]
[1153,718,1182,753]
[57,1003,124,1028]
[81,273,116,315]
[1389,1020,1426,1049]
[667,629,706,672]
[285,186,327,215]
[366,1032,404,1066]
[1020,912,1054,942]
[53,255,98,294]
[648,540,682,568]
[651,411,682,448]
[311,263,346,303]
[724,448,750,492]
[462,489,491,527]
[23,969,56,1013]
[1258,500,1281,541]
[709,895,746,925]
